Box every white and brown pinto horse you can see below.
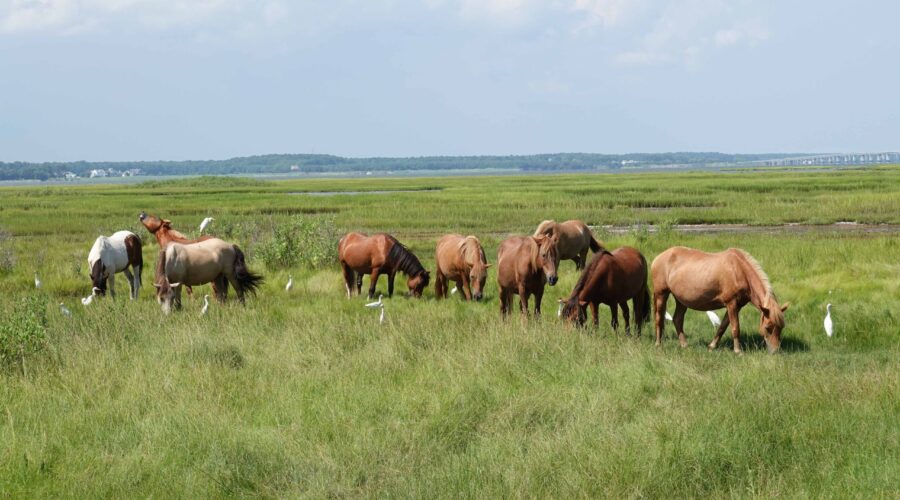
[496,234,560,317]
[154,238,263,313]
[88,231,143,299]
[533,219,601,270]
[434,234,490,301]
[651,246,790,354]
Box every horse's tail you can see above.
[589,235,602,252]
[635,255,651,331]
[232,245,264,295]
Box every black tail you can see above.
[232,245,264,295]
[637,285,651,328]
[589,235,602,252]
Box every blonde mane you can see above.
[458,236,485,266]
[533,220,556,237]
[734,249,784,326]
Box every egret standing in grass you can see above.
[365,294,385,324]
[706,311,721,328]
[285,275,293,292]
[824,303,833,337]
[34,272,41,289]
[200,295,210,316]
[665,312,673,321]
[81,294,94,306]
[59,303,72,317]
[198,217,214,234]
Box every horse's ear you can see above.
[578,300,588,307]
[558,298,565,303]
[483,263,492,268]
[170,282,182,288]
[780,302,791,312]
[153,283,161,289]
[162,219,172,228]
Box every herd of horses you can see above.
[85,214,789,354]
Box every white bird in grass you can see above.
[59,303,72,317]
[450,286,458,295]
[81,294,94,306]
[200,295,210,316]
[379,306,385,325]
[706,311,722,328]
[665,312,673,321]
[824,303,833,337]
[365,294,383,308]
[285,275,293,292]
[198,217,214,233]
[557,301,564,318]
[34,272,42,289]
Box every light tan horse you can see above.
[154,238,263,313]
[434,234,491,301]
[497,234,559,316]
[533,219,601,270]
[651,246,790,354]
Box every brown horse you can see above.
[338,232,430,299]
[139,211,214,248]
[651,246,790,354]
[560,245,650,333]
[497,234,560,316]
[154,239,263,313]
[533,219,601,270]
[434,234,491,301]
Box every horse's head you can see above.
[759,299,790,353]
[153,278,182,314]
[89,259,108,296]
[139,212,171,234]
[407,271,430,298]
[533,234,560,286]
[469,260,491,301]
[560,297,588,327]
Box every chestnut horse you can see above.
[651,246,790,354]
[87,230,143,299]
[434,234,491,301]
[140,211,215,295]
[154,239,263,313]
[533,219,601,270]
[497,234,560,316]
[560,245,650,333]
[338,232,430,299]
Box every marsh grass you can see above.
[0,168,897,496]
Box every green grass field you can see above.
[1,167,898,497]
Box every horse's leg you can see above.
[621,301,631,335]
[341,263,355,298]
[174,285,183,311]
[215,275,228,303]
[673,301,689,348]
[533,286,544,317]
[518,284,530,316]
[708,313,732,351]
[460,274,472,301]
[227,273,245,305]
[499,287,509,316]
[108,274,116,299]
[387,271,396,298]
[355,272,363,295]
[368,270,381,299]
[654,290,669,346]
[610,302,619,332]
[726,303,743,354]
[590,302,599,327]
[123,268,135,300]
[434,270,445,299]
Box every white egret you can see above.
[379,306,385,324]
[198,217,214,233]
[34,272,42,289]
[81,294,94,306]
[59,303,72,317]
[557,300,564,318]
[706,311,721,328]
[365,294,383,308]
[200,295,210,316]
[285,275,293,292]
[824,303,833,337]
[665,312,673,321]
[450,286,458,295]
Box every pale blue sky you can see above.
[1,0,897,162]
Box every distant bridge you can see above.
[755,152,900,167]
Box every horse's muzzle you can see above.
[138,212,146,220]
[474,292,483,301]
[547,275,558,286]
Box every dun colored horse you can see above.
[560,245,650,333]
[88,231,143,299]
[651,246,790,354]
[154,239,263,313]
[338,232,430,299]
[140,211,215,295]
[434,234,491,301]
[497,234,559,316]
[533,219,601,270]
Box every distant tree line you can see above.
[0,153,800,181]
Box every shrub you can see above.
[0,228,14,274]
[0,294,49,374]
[255,216,339,270]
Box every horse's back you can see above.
[435,234,465,271]
[497,236,531,287]
[651,246,741,304]
[339,232,391,271]
[166,239,235,283]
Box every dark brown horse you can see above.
[651,246,790,354]
[559,245,650,333]
[434,234,490,301]
[338,232,430,299]
[496,234,559,316]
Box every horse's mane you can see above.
[458,236,485,265]
[569,248,610,297]
[533,220,556,237]
[386,236,427,277]
[734,249,784,326]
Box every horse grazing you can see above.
[88,231,143,299]
[139,211,214,248]
[338,232,430,299]
[434,234,491,301]
[560,245,650,333]
[651,246,790,354]
[533,219,601,270]
[154,239,263,313]
[497,234,560,316]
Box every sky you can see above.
[0,0,898,162]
